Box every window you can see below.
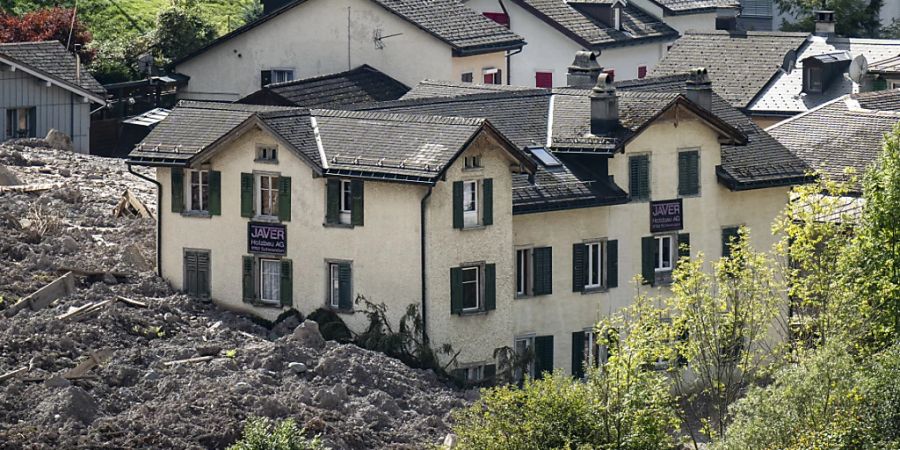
[740,0,772,17]
[483,68,501,85]
[259,259,282,304]
[805,66,824,93]
[328,261,352,310]
[638,66,648,79]
[678,150,700,196]
[340,180,352,224]
[464,155,482,169]
[329,263,341,308]
[461,266,480,311]
[463,180,478,227]
[573,240,617,292]
[516,248,531,296]
[535,71,553,89]
[261,69,294,87]
[186,169,209,212]
[514,336,535,382]
[5,107,35,138]
[257,174,280,217]
[465,365,485,382]
[586,242,603,289]
[482,11,509,27]
[722,226,741,259]
[461,72,473,83]
[629,154,650,201]
[326,179,364,226]
[613,7,621,30]
[530,148,561,167]
[583,331,608,369]
[655,235,674,272]
[257,145,278,162]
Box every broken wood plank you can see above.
[0,367,28,382]
[0,183,58,193]
[115,296,147,308]
[64,349,115,379]
[113,189,152,219]
[56,302,97,320]
[4,271,75,318]
[56,267,130,279]
[162,356,214,366]
[57,299,113,321]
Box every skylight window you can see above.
[530,147,562,167]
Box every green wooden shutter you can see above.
[484,264,496,311]
[689,152,699,194]
[326,179,340,224]
[184,251,198,296]
[483,364,496,384]
[171,169,184,213]
[208,171,221,215]
[571,331,585,379]
[280,259,293,307]
[629,155,649,201]
[678,152,689,196]
[338,263,352,310]
[678,233,691,260]
[679,151,699,196]
[722,227,740,258]
[482,178,493,226]
[572,243,586,292]
[452,181,464,229]
[641,236,655,285]
[534,335,554,378]
[450,267,462,315]
[242,256,255,302]
[240,173,254,218]
[350,180,364,226]
[277,176,291,221]
[198,251,210,298]
[606,240,618,289]
[532,247,553,296]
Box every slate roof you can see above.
[0,41,106,98]
[651,31,809,108]
[174,0,524,66]
[767,90,900,192]
[869,54,900,74]
[506,0,677,49]
[749,37,900,115]
[650,0,739,14]
[401,79,539,100]
[238,65,410,108]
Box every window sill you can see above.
[458,309,488,317]
[515,294,531,300]
[678,193,700,199]
[581,287,609,295]
[323,222,355,229]
[462,167,483,172]
[181,211,211,218]
[460,224,486,231]
[247,300,285,309]
[253,215,281,223]
[326,306,354,315]
[254,158,279,164]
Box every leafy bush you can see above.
[228,417,326,450]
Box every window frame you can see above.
[516,247,533,297]
[339,179,352,224]
[654,234,675,273]
[269,68,295,84]
[258,258,282,305]
[5,106,35,139]
[585,241,604,289]
[463,155,482,170]
[514,335,536,382]
[463,180,479,227]
[255,172,280,219]
[328,262,341,308]
[256,144,278,163]
[185,169,210,212]
[483,68,501,85]
[460,264,482,312]
[461,72,474,83]
[582,330,608,375]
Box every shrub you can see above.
[228,417,326,450]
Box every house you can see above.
[464,0,680,86]
[0,41,106,153]
[128,54,807,381]
[236,65,410,108]
[767,89,900,192]
[653,15,900,127]
[868,54,900,90]
[170,0,524,102]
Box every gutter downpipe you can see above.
[499,0,521,85]
[420,186,433,344]
[128,164,163,277]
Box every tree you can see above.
[776,0,884,38]
[152,2,217,64]
[228,417,325,450]
[0,7,95,63]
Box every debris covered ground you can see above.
[0,141,469,449]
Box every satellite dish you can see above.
[848,55,869,84]
[781,49,797,74]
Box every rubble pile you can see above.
[0,143,468,449]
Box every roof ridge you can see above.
[764,94,849,132]
[265,64,377,88]
[683,30,810,37]
[360,88,551,109]
[311,108,487,126]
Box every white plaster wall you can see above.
[664,12,721,33]
[451,52,509,84]
[176,0,499,101]
[466,0,668,85]
[512,114,790,373]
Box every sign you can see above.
[248,222,287,255]
[650,199,683,232]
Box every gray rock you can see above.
[0,165,21,186]
[45,129,73,152]
[38,386,98,425]
[58,236,79,255]
[292,320,325,349]
[58,168,71,177]
[288,362,307,374]
[196,345,221,357]
[443,433,458,449]
[102,272,118,285]
[44,375,71,388]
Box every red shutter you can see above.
[483,12,509,27]
[638,66,647,79]
[484,72,495,84]
[535,72,553,89]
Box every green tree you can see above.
[152,1,217,64]
[228,417,326,450]
[776,0,884,37]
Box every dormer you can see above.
[802,51,851,94]
[567,0,627,31]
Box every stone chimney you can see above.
[685,67,712,111]
[590,72,618,135]
[814,10,836,37]
[568,51,603,89]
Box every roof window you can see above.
[530,147,562,167]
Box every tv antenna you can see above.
[373,29,403,50]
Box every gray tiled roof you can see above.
[651,0,739,13]
[401,79,539,100]
[238,65,409,108]
[767,91,900,192]
[174,0,524,66]
[652,31,809,108]
[854,88,900,111]
[507,0,677,48]
[869,54,900,74]
[0,41,106,97]
[749,37,900,115]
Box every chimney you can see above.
[814,10,835,37]
[685,67,712,111]
[590,72,618,135]
[568,51,603,89]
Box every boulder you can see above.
[292,320,325,349]
[288,362,307,374]
[45,129,73,152]
[0,165,21,186]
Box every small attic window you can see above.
[530,148,561,167]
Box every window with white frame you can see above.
[256,145,278,162]
[586,242,603,289]
[259,259,282,304]
[465,365,484,383]
[186,169,209,212]
[461,265,480,311]
[257,174,280,217]
[514,336,535,382]
[463,180,478,227]
[483,68,501,85]
[516,248,531,296]
[464,155,482,169]
[583,331,608,371]
[655,235,674,272]
[329,263,341,308]
[339,180,352,224]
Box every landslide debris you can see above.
[0,143,468,449]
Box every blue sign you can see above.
[650,199,683,232]
[248,222,287,255]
